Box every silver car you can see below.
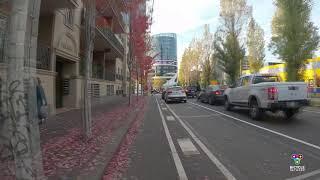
[165,86,187,103]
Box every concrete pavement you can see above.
[120,95,320,180]
[311,98,320,107]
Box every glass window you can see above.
[241,76,251,86]
[252,76,280,84]
[169,87,182,91]
[236,78,242,87]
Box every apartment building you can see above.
[0,0,130,115]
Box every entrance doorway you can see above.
[56,61,63,108]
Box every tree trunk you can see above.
[128,70,132,105]
[1,0,44,179]
[82,0,96,140]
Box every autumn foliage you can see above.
[127,0,154,91]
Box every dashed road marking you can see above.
[303,110,320,114]
[155,98,188,180]
[190,102,320,151]
[165,103,236,180]
[179,115,219,118]
[162,107,168,111]
[177,138,200,156]
[166,115,175,121]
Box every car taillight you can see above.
[167,91,172,94]
[267,87,278,100]
[213,91,221,95]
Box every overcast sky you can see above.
[151,0,320,64]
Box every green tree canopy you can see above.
[270,0,320,81]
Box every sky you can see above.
[150,0,320,64]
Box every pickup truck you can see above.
[224,74,310,120]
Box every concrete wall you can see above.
[52,5,82,61]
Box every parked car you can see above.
[185,86,197,98]
[224,74,310,120]
[165,86,187,103]
[197,85,225,105]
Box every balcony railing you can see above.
[96,26,124,56]
[97,0,126,33]
[36,43,51,70]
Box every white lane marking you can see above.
[190,102,320,151]
[179,115,218,118]
[162,107,168,111]
[303,110,320,114]
[165,103,236,180]
[166,115,175,121]
[286,168,320,180]
[155,98,188,180]
[177,138,200,156]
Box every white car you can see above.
[224,74,310,120]
[165,86,187,103]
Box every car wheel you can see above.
[284,109,298,120]
[224,97,233,111]
[249,99,263,120]
[208,98,213,105]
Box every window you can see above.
[252,76,280,84]
[0,15,7,62]
[64,9,74,27]
[241,76,251,86]
[235,79,242,87]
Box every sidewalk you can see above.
[39,95,147,180]
[311,97,320,107]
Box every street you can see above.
[123,95,320,180]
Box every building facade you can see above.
[0,0,130,115]
[150,33,177,81]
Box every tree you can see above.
[270,0,320,81]
[152,78,166,90]
[247,18,265,73]
[199,25,214,87]
[127,0,153,99]
[214,0,251,85]
[201,56,213,87]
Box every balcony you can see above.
[95,26,124,57]
[96,0,126,33]
[36,43,51,70]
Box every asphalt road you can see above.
[124,95,320,180]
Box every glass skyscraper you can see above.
[151,33,177,79]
